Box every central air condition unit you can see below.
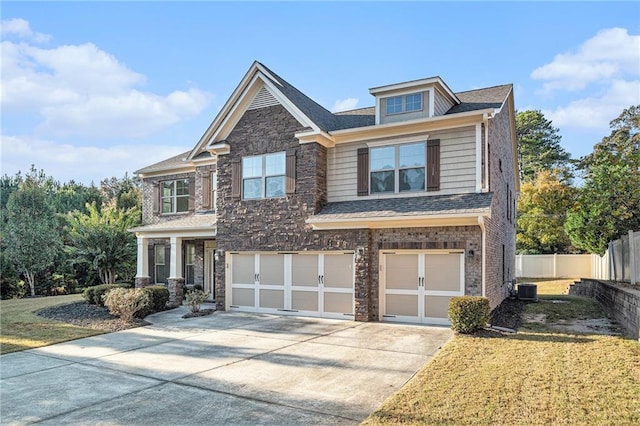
[518,283,538,302]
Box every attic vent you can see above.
[248,86,279,110]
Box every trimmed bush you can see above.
[448,296,490,334]
[103,288,150,322]
[82,283,130,306]
[135,285,170,318]
[186,289,210,313]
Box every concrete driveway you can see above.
[1,307,452,425]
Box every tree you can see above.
[565,105,640,255]
[65,202,140,284]
[517,170,578,254]
[4,177,60,296]
[516,110,571,182]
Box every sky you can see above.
[1,1,639,185]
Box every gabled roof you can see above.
[136,151,191,175]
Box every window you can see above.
[185,243,195,285]
[242,152,285,199]
[385,93,423,115]
[154,245,166,284]
[211,171,217,212]
[161,179,189,214]
[370,142,426,194]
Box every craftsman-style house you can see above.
[131,61,518,324]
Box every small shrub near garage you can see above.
[103,288,150,322]
[135,285,170,318]
[448,296,490,334]
[82,283,130,306]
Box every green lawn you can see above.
[363,279,640,425]
[0,295,104,355]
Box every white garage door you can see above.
[381,251,464,325]
[229,252,354,319]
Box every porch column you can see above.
[167,236,185,306]
[134,235,150,288]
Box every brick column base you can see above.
[167,278,185,307]
[135,276,151,289]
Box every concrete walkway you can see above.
[1,306,452,425]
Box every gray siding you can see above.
[327,125,477,202]
[380,90,430,124]
[434,87,455,116]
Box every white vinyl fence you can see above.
[516,230,638,285]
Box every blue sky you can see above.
[2,2,639,184]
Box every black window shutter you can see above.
[231,160,241,198]
[357,147,369,196]
[427,139,440,191]
[286,150,296,194]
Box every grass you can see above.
[363,278,640,425]
[0,295,104,355]
[517,277,577,295]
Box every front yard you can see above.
[363,279,640,425]
[0,295,104,354]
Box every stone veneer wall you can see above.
[483,104,517,309]
[569,279,640,340]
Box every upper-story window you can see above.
[242,152,285,199]
[385,93,423,115]
[370,142,426,194]
[161,179,190,213]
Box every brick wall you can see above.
[570,279,640,340]
[483,104,517,309]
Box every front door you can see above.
[204,244,215,301]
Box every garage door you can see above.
[380,251,464,325]
[229,252,354,319]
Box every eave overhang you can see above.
[306,213,489,230]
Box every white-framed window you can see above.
[242,152,285,200]
[185,243,195,285]
[385,93,423,115]
[370,142,426,194]
[161,179,189,214]
[154,245,166,284]
[211,171,217,212]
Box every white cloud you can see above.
[0,19,212,139]
[0,18,51,43]
[0,134,189,184]
[531,27,640,93]
[543,79,640,129]
[332,97,359,112]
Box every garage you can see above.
[228,252,355,319]
[380,250,464,325]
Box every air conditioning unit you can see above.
[518,283,538,302]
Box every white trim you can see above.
[369,77,460,105]
[134,229,216,239]
[365,133,429,148]
[306,212,489,230]
[475,123,482,192]
[428,88,435,118]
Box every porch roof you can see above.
[130,214,216,238]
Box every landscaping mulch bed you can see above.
[36,301,148,333]
[489,297,525,330]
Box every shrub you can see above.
[193,284,203,292]
[186,289,210,313]
[82,283,130,306]
[135,285,170,318]
[103,288,150,322]
[448,296,490,334]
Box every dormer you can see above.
[370,77,460,125]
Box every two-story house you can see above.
[131,61,518,325]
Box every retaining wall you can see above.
[569,278,640,340]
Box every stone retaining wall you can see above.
[569,278,640,340]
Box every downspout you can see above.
[478,216,486,297]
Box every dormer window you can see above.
[385,93,423,115]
